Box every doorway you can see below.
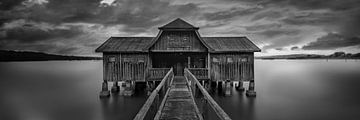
[152,53,187,76]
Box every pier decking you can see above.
[134,68,231,120]
[155,76,202,120]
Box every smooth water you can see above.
[0,60,359,120]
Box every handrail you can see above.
[134,68,174,120]
[188,68,209,79]
[185,68,232,120]
[147,68,171,80]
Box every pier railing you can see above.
[185,68,232,120]
[134,68,174,120]
[188,68,209,80]
[147,68,171,80]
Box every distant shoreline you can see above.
[0,59,102,62]
[256,53,360,60]
[0,50,101,62]
[255,58,359,60]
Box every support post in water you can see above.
[246,79,256,97]
[100,80,110,98]
[225,80,232,96]
[111,82,120,93]
[124,80,135,96]
[236,81,245,91]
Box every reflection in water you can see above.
[0,60,360,120]
[100,85,148,120]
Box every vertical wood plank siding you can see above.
[103,53,148,82]
[150,31,207,52]
[210,53,254,81]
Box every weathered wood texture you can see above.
[134,68,174,120]
[210,53,254,81]
[95,37,153,52]
[202,37,261,52]
[188,68,209,80]
[103,53,148,81]
[156,76,202,120]
[185,69,232,120]
[147,68,171,81]
[150,31,207,52]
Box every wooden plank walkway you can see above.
[156,76,202,120]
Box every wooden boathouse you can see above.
[95,18,261,97]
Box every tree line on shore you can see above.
[257,52,360,59]
[0,50,101,61]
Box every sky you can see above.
[0,0,359,56]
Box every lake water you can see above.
[1,60,360,120]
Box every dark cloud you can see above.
[202,7,262,21]
[258,29,300,38]
[0,0,360,55]
[48,0,198,31]
[0,0,202,55]
[338,9,360,37]
[0,24,83,43]
[302,33,360,50]
[281,12,337,26]
[0,0,24,10]
[2,0,200,31]
[275,48,283,51]
[251,10,282,21]
[291,46,299,50]
[261,0,360,11]
[245,23,282,31]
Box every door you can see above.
[175,62,184,76]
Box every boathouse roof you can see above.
[95,36,260,53]
[95,18,261,53]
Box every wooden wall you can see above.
[103,53,149,82]
[210,53,254,81]
[150,31,207,52]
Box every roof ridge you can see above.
[202,36,246,38]
[110,36,151,38]
[159,18,198,29]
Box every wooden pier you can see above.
[155,76,202,120]
[134,68,231,120]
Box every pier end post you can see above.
[236,81,245,91]
[111,81,120,93]
[225,80,232,96]
[100,81,110,98]
[246,80,256,97]
[123,80,135,96]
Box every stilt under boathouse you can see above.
[95,18,261,98]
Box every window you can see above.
[168,34,175,41]
[123,58,131,62]
[138,58,145,63]
[212,57,219,62]
[240,57,248,62]
[227,57,233,63]
[109,57,116,62]
[183,36,189,41]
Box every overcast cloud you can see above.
[0,0,359,56]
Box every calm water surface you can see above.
[0,60,360,120]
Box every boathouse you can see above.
[95,18,260,97]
